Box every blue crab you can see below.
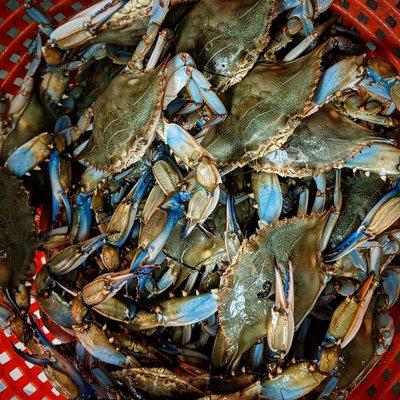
[0,167,36,291]
[201,40,365,172]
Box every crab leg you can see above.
[297,187,310,217]
[5,132,53,177]
[184,185,220,238]
[24,1,54,35]
[145,29,174,72]
[163,54,227,126]
[7,34,41,118]
[82,269,150,306]
[320,170,342,251]
[258,361,326,399]
[250,342,265,370]
[251,171,282,225]
[283,16,336,62]
[49,0,128,49]
[128,0,171,72]
[48,233,108,275]
[325,181,400,262]
[325,273,377,347]
[130,291,218,330]
[106,169,153,248]
[73,322,137,367]
[343,142,400,176]
[267,259,295,360]
[225,194,243,263]
[129,191,191,284]
[49,150,72,228]
[72,192,92,242]
[313,54,365,105]
[160,121,222,234]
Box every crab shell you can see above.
[330,173,388,248]
[252,106,400,178]
[79,62,166,173]
[0,91,47,164]
[174,0,278,93]
[112,367,204,399]
[201,42,327,170]
[212,212,329,368]
[0,167,36,290]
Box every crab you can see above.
[212,211,331,370]
[0,35,49,164]
[45,0,197,50]
[252,105,400,178]
[200,39,365,172]
[174,0,337,92]
[0,167,36,292]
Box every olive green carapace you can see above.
[175,0,278,92]
[0,91,47,163]
[112,367,203,399]
[329,173,388,247]
[0,167,36,289]
[80,64,166,173]
[253,106,388,178]
[213,213,328,367]
[202,44,326,168]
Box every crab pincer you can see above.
[48,233,108,275]
[326,181,400,262]
[129,190,191,291]
[266,259,295,360]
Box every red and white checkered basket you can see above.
[1,0,400,398]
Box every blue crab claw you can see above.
[130,191,191,273]
[288,0,314,36]
[26,34,43,77]
[48,233,108,275]
[74,192,92,242]
[12,343,53,366]
[259,361,326,400]
[18,318,96,397]
[326,273,377,348]
[82,268,152,306]
[131,290,218,330]
[266,259,295,360]
[183,185,220,239]
[49,0,128,49]
[49,151,72,228]
[107,169,153,247]
[5,132,52,177]
[313,53,365,105]
[325,181,400,262]
[24,2,54,36]
[224,194,243,263]
[73,322,137,367]
[343,142,400,176]
[251,172,282,225]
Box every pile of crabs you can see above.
[1,0,400,398]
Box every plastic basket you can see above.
[0,0,400,399]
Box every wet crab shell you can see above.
[201,42,327,170]
[212,212,329,368]
[252,106,397,178]
[79,62,166,174]
[174,0,278,93]
[0,167,36,290]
